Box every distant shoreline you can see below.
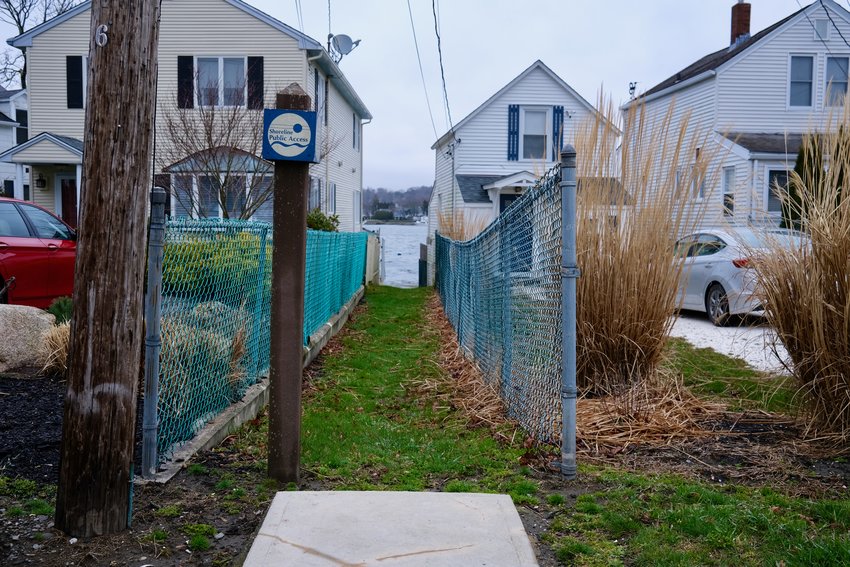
[363,220,425,226]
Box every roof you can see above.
[0,111,17,125]
[456,173,630,205]
[639,1,848,100]
[8,0,321,49]
[721,132,806,155]
[0,88,24,101]
[432,60,612,149]
[6,0,371,119]
[0,131,83,162]
[456,175,501,203]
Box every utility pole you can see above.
[55,1,161,537]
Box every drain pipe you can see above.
[558,145,579,480]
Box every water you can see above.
[364,223,428,288]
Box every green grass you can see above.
[232,287,530,494]
[155,504,182,518]
[665,337,795,412]
[546,467,850,566]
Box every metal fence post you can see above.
[251,225,269,380]
[559,145,579,480]
[142,186,167,478]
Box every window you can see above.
[521,108,548,160]
[21,205,72,240]
[722,166,735,216]
[314,69,326,126]
[767,169,789,214]
[353,113,360,151]
[0,202,30,237]
[309,177,322,211]
[675,165,706,200]
[197,57,246,107]
[826,57,849,106]
[328,182,336,214]
[790,56,814,107]
[814,19,830,41]
[694,234,727,257]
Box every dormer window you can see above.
[789,55,814,107]
[814,19,830,41]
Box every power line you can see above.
[294,0,304,32]
[406,0,439,140]
[431,0,453,130]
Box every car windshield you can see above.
[728,228,805,249]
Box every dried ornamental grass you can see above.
[40,321,70,377]
[755,110,850,444]
[573,96,716,395]
[436,209,490,241]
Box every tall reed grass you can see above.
[756,113,850,442]
[574,97,715,394]
[437,209,490,241]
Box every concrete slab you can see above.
[243,491,539,566]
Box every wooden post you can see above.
[267,84,311,484]
[55,1,161,537]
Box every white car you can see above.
[675,227,804,326]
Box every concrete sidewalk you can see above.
[243,491,539,566]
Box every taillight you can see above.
[732,258,750,268]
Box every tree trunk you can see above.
[55,1,161,537]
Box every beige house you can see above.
[1,0,371,230]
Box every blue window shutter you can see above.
[247,57,264,109]
[507,104,519,161]
[552,106,564,160]
[177,56,194,109]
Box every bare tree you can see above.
[0,0,79,88]
[157,78,273,220]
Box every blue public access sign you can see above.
[262,109,319,163]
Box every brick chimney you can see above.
[731,1,751,45]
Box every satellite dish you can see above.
[332,34,360,56]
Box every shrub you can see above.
[307,208,340,232]
[371,209,393,221]
[40,321,70,377]
[47,296,73,323]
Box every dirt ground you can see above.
[2,355,849,565]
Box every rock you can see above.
[68,538,77,545]
[214,532,224,540]
[0,305,55,372]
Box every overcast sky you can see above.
[3,0,821,189]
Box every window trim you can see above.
[518,106,551,162]
[722,165,735,217]
[788,53,816,110]
[825,55,849,107]
[675,164,706,202]
[195,55,248,108]
[814,18,830,41]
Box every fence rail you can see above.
[143,213,368,471]
[436,151,577,478]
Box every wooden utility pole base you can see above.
[55,0,161,537]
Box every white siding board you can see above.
[14,139,80,163]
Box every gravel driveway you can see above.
[670,311,790,374]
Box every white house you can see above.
[0,0,371,231]
[623,0,850,226]
[0,87,28,199]
[426,60,611,283]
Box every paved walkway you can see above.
[243,491,539,566]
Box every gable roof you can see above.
[8,0,321,49]
[432,60,608,149]
[721,132,805,156]
[0,132,83,162]
[639,1,850,101]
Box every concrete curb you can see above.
[138,285,366,484]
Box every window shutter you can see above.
[153,174,172,217]
[247,56,264,110]
[507,104,519,161]
[177,56,194,109]
[552,106,564,160]
[66,56,83,109]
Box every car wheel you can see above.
[706,283,730,327]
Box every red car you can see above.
[0,197,76,309]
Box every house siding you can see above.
[716,3,850,133]
[14,140,79,163]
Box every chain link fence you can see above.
[436,165,565,443]
[150,218,367,463]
